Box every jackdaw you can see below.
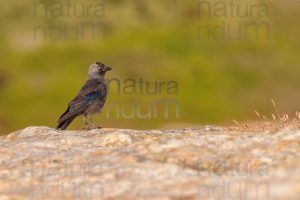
[56,62,112,130]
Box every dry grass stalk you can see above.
[233,120,240,125]
[271,98,281,119]
[296,111,300,119]
[254,110,261,119]
[233,99,300,132]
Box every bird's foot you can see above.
[82,127,91,130]
[91,124,102,129]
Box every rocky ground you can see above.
[0,126,299,200]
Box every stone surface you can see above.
[0,126,299,200]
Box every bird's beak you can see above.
[105,66,112,71]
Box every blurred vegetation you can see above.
[0,0,299,134]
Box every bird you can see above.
[56,62,112,130]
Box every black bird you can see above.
[56,62,112,130]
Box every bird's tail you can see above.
[56,107,75,130]
[56,118,75,130]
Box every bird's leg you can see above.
[82,114,90,130]
[88,114,102,129]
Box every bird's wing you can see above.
[58,79,107,123]
[70,79,105,103]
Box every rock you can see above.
[0,126,299,200]
[98,131,132,147]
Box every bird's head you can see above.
[88,61,112,79]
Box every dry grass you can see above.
[229,98,300,132]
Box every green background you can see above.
[0,0,299,134]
